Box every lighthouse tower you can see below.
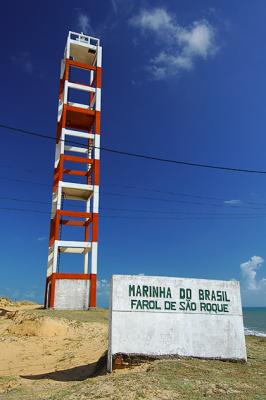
[45,32,102,310]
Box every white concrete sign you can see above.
[108,275,246,371]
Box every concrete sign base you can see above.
[107,275,246,371]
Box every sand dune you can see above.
[0,300,107,398]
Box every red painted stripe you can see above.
[66,59,97,71]
[61,154,94,164]
[92,214,99,242]
[89,274,97,308]
[53,273,91,280]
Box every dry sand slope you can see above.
[0,299,108,399]
[0,298,265,400]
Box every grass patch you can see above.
[46,336,266,400]
[26,308,109,324]
[1,308,265,400]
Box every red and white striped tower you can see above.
[45,32,102,310]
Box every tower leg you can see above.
[84,253,89,274]
[89,273,97,308]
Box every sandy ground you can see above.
[0,299,108,399]
[0,298,265,400]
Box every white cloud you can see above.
[178,23,215,58]
[24,291,38,300]
[97,279,110,307]
[240,256,265,290]
[110,0,118,14]
[37,236,46,241]
[130,8,174,32]
[97,279,109,291]
[11,52,33,74]
[77,13,92,34]
[110,0,134,15]
[129,8,217,79]
[224,199,242,206]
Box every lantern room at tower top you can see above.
[45,31,102,310]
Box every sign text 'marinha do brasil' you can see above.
[129,284,231,313]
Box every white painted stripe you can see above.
[94,135,100,160]
[96,88,101,111]
[64,128,95,140]
[61,248,91,254]
[51,192,58,218]
[56,186,62,211]
[67,102,90,109]
[64,145,88,154]
[60,60,65,79]
[47,265,53,277]
[90,70,94,85]
[54,143,60,168]
[57,240,92,248]
[57,100,63,122]
[83,253,89,273]
[48,248,54,264]
[52,245,58,273]
[91,242,98,274]
[66,40,70,59]
[63,81,68,104]
[97,46,102,67]
[90,94,96,109]
[60,182,94,190]
[93,189,99,213]
[67,81,96,93]
[60,137,65,155]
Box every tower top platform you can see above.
[65,31,101,65]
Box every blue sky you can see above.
[1,0,266,306]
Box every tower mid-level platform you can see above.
[60,181,94,200]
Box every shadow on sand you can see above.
[21,352,107,382]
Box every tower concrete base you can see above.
[45,273,91,310]
[54,278,90,310]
